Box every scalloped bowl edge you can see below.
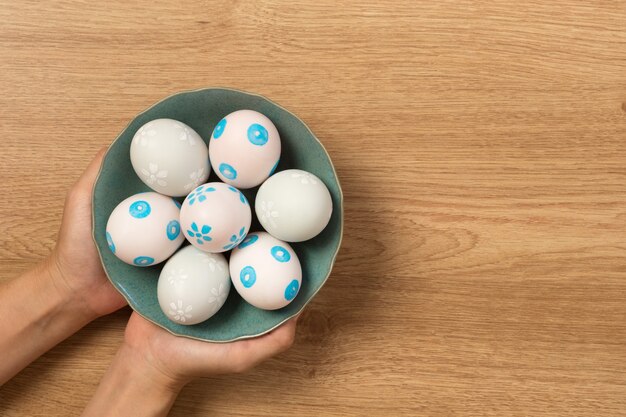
[91,87,344,342]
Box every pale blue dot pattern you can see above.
[133,256,154,266]
[213,118,227,139]
[240,266,257,288]
[284,279,299,301]
[106,231,116,254]
[219,163,237,180]
[238,234,258,249]
[247,123,269,146]
[269,159,279,176]
[129,200,151,218]
[166,220,180,241]
[271,245,291,263]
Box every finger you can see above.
[233,317,299,370]
[74,147,107,192]
[189,317,299,375]
[59,148,108,239]
[256,315,299,351]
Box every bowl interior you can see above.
[93,88,343,342]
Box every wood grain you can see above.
[1,0,626,415]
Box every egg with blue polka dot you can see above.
[208,110,281,189]
[229,232,302,310]
[180,182,251,253]
[105,192,184,267]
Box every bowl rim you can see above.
[91,86,344,342]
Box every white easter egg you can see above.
[105,192,184,266]
[229,232,302,310]
[255,169,333,242]
[180,182,251,253]
[157,245,231,325]
[208,110,281,189]
[130,118,210,197]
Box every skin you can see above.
[0,148,126,385]
[0,149,298,416]
[82,313,297,417]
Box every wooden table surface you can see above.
[1,1,626,416]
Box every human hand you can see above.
[0,149,128,384]
[82,312,298,416]
[48,148,127,318]
[124,311,298,385]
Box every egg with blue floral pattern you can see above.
[130,118,210,197]
[208,110,281,189]
[229,232,302,310]
[157,245,231,325]
[105,192,184,267]
[180,182,251,253]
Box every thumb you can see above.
[74,147,108,194]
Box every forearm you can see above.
[0,258,97,385]
[82,343,184,417]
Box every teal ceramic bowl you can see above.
[92,88,343,342]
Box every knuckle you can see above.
[232,361,250,374]
[278,333,295,351]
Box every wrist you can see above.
[82,342,184,417]
[118,341,189,392]
[118,340,189,393]
[45,250,101,322]
[30,258,96,332]
[0,260,96,384]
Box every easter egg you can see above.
[255,169,333,242]
[157,245,231,325]
[180,182,251,253]
[208,110,281,189]
[130,118,210,197]
[229,232,302,310]
[105,192,184,266]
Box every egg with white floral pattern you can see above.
[157,245,231,325]
[180,182,251,253]
[208,110,281,189]
[229,232,302,310]
[105,192,184,266]
[255,169,333,242]
[130,118,210,197]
